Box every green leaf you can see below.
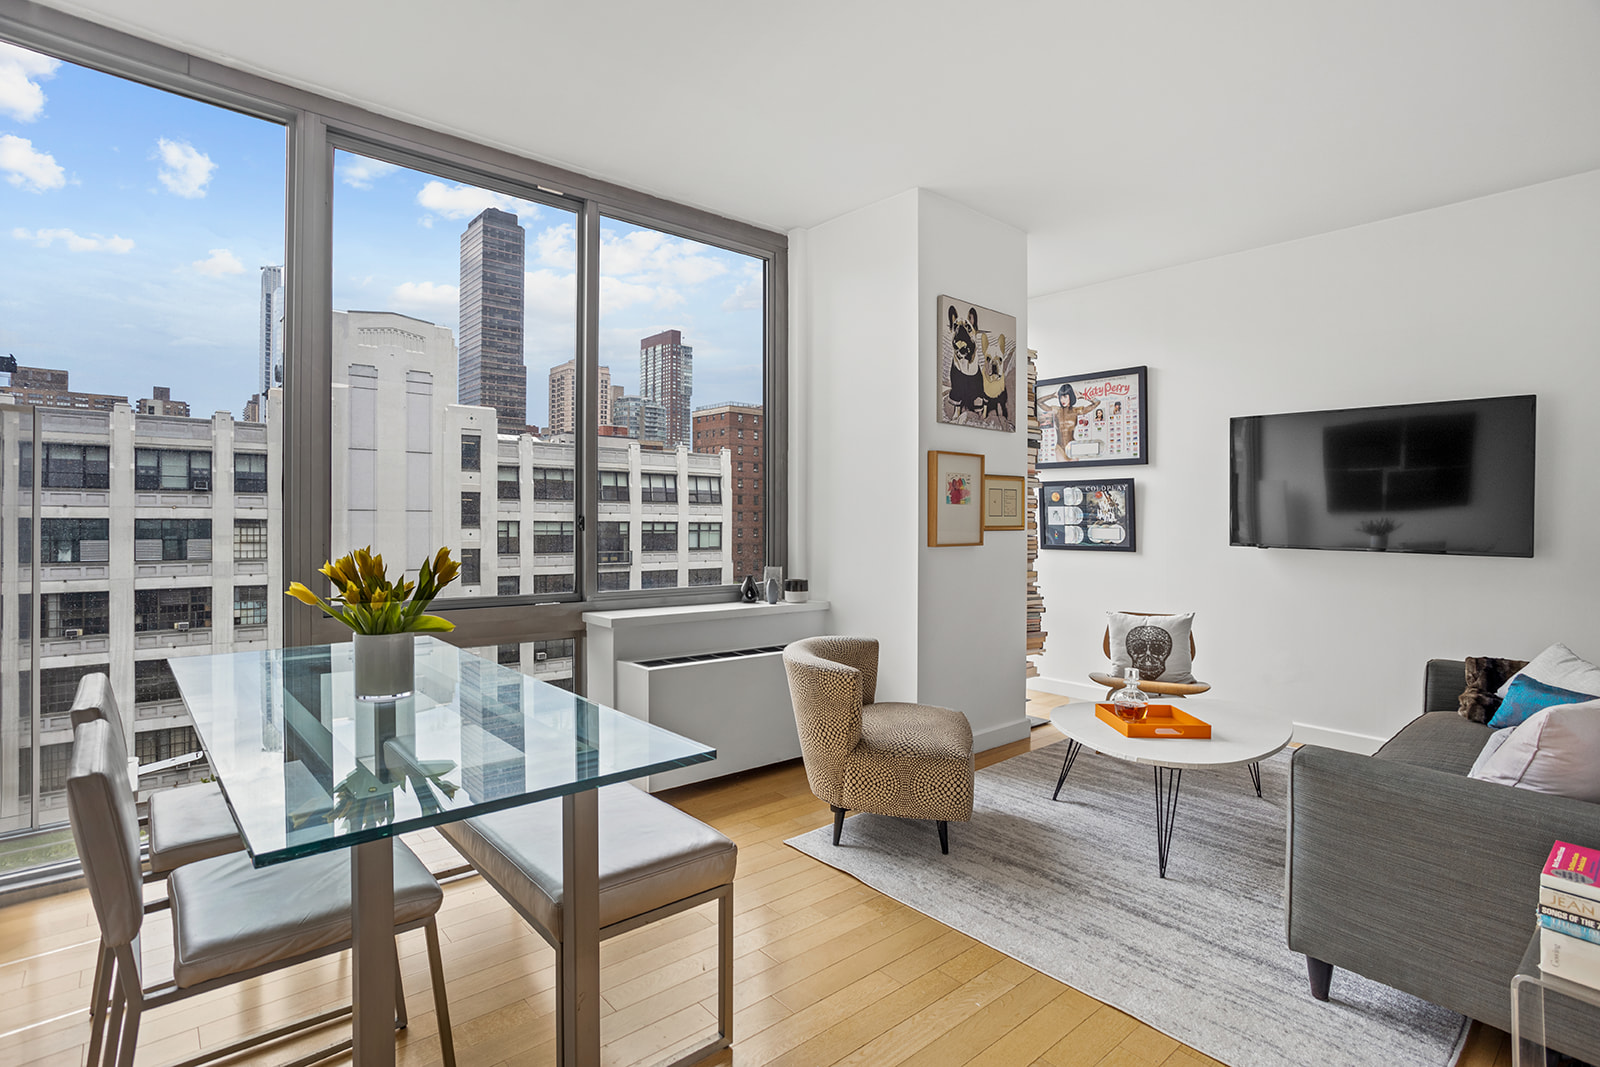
[406,613,456,632]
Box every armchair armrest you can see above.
[1287,744,1600,1030]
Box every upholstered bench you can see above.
[438,783,736,1067]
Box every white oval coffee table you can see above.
[1048,699,1292,878]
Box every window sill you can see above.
[583,599,828,630]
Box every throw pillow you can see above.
[1487,674,1600,730]
[1107,612,1197,684]
[1470,700,1600,803]
[1496,643,1600,700]
[1458,656,1530,724]
[1467,727,1514,778]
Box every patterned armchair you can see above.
[782,636,974,854]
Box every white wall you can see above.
[1028,169,1600,751]
[793,189,1031,750]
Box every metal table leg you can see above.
[561,789,601,1066]
[1050,739,1083,801]
[1153,767,1183,878]
[1247,761,1262,798]
[351,837,397,1066]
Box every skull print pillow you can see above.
[1107,612,1197,684]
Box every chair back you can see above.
[1102,613,1198,660]
[67,719,145,952]
[783,637,877,803]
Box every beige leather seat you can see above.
[783,636,975,854]
[439,783,736,1067]
[68,718,457,1067]
[1088,612,1213,698]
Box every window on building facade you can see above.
[233,586,268,627]
[532,573,574,595]
[532,468,574,500]
[42,592,110,638]
[640,473,677,504]
[688,522,721,550]
[497,466,520,500]
[599,470,628,501]
[134,519,212,562]
[133,588,212,632]
[640,569,679,590]
[689,568,723,586]
[42,663,109,718]
[497,576,520,596]
[135,726,200,765]
[234,519,268,560]
[461,434,481,471]
[497,520,520,555]
[461,491,480,528]
[134,448,212,491]
[134,659,182,704]
[641,521,677,552]
[42,443,110,489]
[39,742,72,795]
[497,643,520,666]
[688,475,721,505]
[597,571,629,592]
[533,521,574,554]
[40,518,110,564]
[234,453,267,493]
[460,549,481,586]
[533,638,575,660]
[597,521,629,563]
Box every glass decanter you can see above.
[1111,668,1150,722]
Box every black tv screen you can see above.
[1229,395,1535,557]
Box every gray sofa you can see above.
[1288,658,1600,1055]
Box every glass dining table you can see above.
[168,636,717,1067]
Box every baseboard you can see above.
[975,716,1032,753]
[1289,721,1386,755]
[1031,675,1104,701]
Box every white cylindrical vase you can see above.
[352,633,415,701]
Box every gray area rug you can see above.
[786,744,1468,1067]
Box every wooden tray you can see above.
[1095,703,1212,738]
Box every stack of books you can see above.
[1539,840,1600,987]
[1024,349,1046,678]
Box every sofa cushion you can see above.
[1487,674,1599,730]
[1470,700,1600,802]
[1374,711,1494,776]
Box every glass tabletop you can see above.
[168,637,717,867]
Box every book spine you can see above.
[1539,912,1600,947]
[1541,884,1600,920]
[1541,903,1600,932]
[1541,927,1600,988]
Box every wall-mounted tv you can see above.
[1229,395,1536,557]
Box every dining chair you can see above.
[67,717,458,1067]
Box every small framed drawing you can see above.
[982,474,1026,531]
[1036,365,1148,468]
[929,450,985,546]
[1039,479,1136,551]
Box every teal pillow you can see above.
[1487,674,1599,730]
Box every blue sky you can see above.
[0,42,764,426]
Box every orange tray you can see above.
[1095,703,1212,739]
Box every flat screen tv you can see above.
[1229,395,1536,557]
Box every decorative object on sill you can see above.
[936,295,1017,433]
[739,575,760,603]
[982,473,1026,531]
[285,545,460,700]
[929,449,986,547]
[784,579,809,604]
[1036,365,1148,468]
[1358,517,1402,552]
[764,575,781,604]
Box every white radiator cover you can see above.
[615,647,801,790]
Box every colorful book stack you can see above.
[1024,349,1046,678]
[1538,840,1600,987]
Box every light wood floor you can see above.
[0,690,1513,1067]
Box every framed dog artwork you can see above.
[936,295,1017,433]
[1036,366,1148,468]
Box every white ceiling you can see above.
[32,0,1600,296]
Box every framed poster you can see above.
[929,450,985,546]
[1036,365,1147,468]
[1039,479,1136,552]
[936,295,1017,433]
[982,474,1026,531]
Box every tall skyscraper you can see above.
[259,265,284,395]
[546,358,611,435]
[458,208,527,435]
[639,329,693,448]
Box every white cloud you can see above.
[525,269,576,316]
[415,180,538,222]
[600,276,661,313]
[601,228,728,289]
[392,280,460,310]
[0,134,65,192]
[0,41,60,123]
[532,223,576,270]
[155,138,216,198]
[193,248,245,276]
[339,157,400,189]
[13,227,134,253]
[722,263,764,311]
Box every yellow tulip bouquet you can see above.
[286,546,461,634]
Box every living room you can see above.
[2,2,1598,1066]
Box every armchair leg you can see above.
[1307,956,1333,1001]
[937,821,949,855]
[831,806,847,846]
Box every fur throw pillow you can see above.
[1459,656,1529,724]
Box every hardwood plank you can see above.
[1040,1005,1141,1067]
